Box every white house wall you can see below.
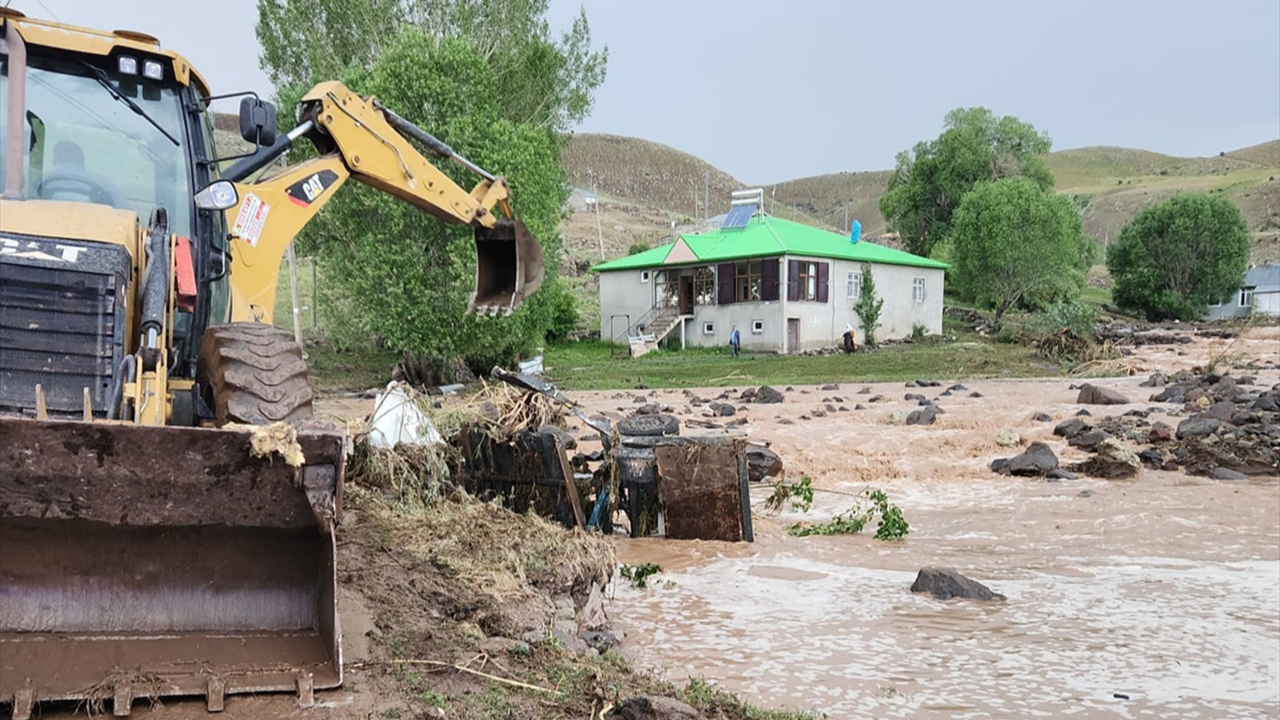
[597,256,946,352]
[780,256,945,350]
[1256,290,1280,317]
[598,269,657,340]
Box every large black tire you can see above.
[197,323,313,426]
[616,413,679,437]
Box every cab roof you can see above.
[0,8,212,96]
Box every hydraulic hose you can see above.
[106,354,137,420]
[139,209,169,370]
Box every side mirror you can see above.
[238,97,278,146]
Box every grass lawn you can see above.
[542,329,1053,391]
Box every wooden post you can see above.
[556,441,586,529]
[286,242,303,347]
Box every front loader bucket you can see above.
[0,417,345,717]
[468,218,545,316]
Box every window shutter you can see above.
[786,260,799,302]
[817,262,829,303]
[761,259,780,301]
[717,263,735,305]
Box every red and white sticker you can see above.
[232,192,271,247]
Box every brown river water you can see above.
[571,328,1280,719]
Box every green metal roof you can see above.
[593,216,949,272]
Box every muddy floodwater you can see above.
[573,330,1280,719]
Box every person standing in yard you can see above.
[842,324,857,354]
[730,325,741,358]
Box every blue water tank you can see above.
[850,220,862,244]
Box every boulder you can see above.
[1053,418,1090,439]
[1139,372,1168,388]
[739,388,757,401]
[1068,429,1112,451]
[1005,442,1059,476]
[995,428,1021,448]
[821,383,840,390]
[706,402,736,417]
[746,444,783,481]
[618,696,701,720]
[1148,422,1174,443]
[1210,466,1249,481]
[754,386,784,404]
[481,637,531,655]
[1077,383,1132,405]
[906,406,939,426]
[915,379,942,387]
[1047,468,1078,480]
[1077,438,1142,479]
[1176,417,1220,440]
[969,391,984,398]
[910,567,1006,601]
[1200,401,1238,423]
[1032,412,1053,422]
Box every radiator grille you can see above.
[0,239,129,417]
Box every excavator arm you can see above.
[213,81,544,323]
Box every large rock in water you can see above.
[1004,441,1059,476]
[906,406,939,425]
[754,385,784,404]
[1176,416,1220,439]
[1074,438,1142,479]
[745,444,783,482]
[1077,383,1131,405]
[910,567,1006,601]
[618,696,700,720]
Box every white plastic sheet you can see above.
[368,381,443,449]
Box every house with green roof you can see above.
[593,209,949,354]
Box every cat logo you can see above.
[285,169,340,207]
[301,174,324,201]
[0,237,85,262]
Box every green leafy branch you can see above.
[763,475,814,514]
[787,487,910,541]
[619,563,662,588]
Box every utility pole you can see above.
[844,206,849,234]
[704,171,709,220]
[592,173,604,260]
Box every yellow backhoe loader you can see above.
[0,9,544,718]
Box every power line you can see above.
[33,0,61,21]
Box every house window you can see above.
[654,270,679,308]
[847,271,862,299]
[736,260,762,301]
[912,277,926,303]
[798,261,819,301]
[694,266,715,305]
[1239,287,1255,307]
[640,270,651,283]
[703,321,715,335]
[751,319,764,334]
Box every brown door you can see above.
[679,275,693,315]
[787,318,799,353]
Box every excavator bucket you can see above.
[469,218,546,316]
[0,417,345,717]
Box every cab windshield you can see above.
[0,51,193,237]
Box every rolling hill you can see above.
[560,135,1280,267]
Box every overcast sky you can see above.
[28,0,1280,182]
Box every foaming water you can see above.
[610,471,1280,719]
[575,347,1280,719]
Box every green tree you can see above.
[880,108,1053,258]
[1106,193,1251,321]
[256,0,607,133]
[951,177,1095,319]
[290,32,577,370]
[853,262,885,348]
